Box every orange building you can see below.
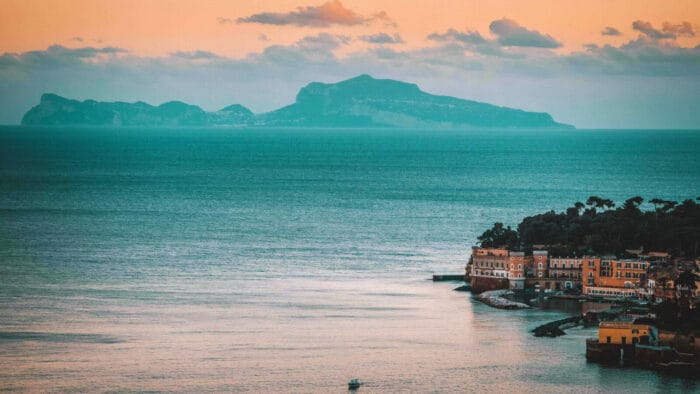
[533,250,548,278]
[582,257,649,297]
[507,251,532,289]
[597,322,657,346]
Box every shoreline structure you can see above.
[447,245,699,375]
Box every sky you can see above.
[1,0,699,128]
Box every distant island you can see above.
[21,75,572,129]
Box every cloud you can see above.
[71,36,84,42]
[632,20,675,39]
[0,45,126,69]
[601,27,622,36]
[236,0,393,27]
[2,32,700,128]
[489,18,562,48]
[217,17,233,24]
[170,50,220,60]
[662,21,695,37]
[254,33,350,64]
[426,28,524,58]
[359,33,403,44]
[427,28,487,45]
[297,33,350,49]
[258,33,270,42]
[564,36,700,76]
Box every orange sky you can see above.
[2,0,699,57]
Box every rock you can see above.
[475,290,532,309]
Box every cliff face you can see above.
[260,75,572,129]
[21,75,572,129]
[21,94,253,127]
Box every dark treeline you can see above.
[478,196,700,257]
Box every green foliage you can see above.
[477,222,519,249]
[478,196,700,257]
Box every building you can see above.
[597,321,657,346]
[507,251,531,290]
[549,257,582,290]
[470,247,510,293]
[469,247,584,292]
[533,250,548,278]
[582,257,649,297]
[586,322,661,362]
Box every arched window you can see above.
[538,263,543,269]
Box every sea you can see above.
[0,127,699,392]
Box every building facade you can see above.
[469,247,583,292]
[470,247,510,293]
[582,257,649,297]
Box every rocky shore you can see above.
[475,290,532,310]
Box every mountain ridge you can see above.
[21,75,573,129]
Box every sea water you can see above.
[0,127,698,392]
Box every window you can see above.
[518,264,522,270]
[625,272,631,278]
[606,336,611,344]
[617,263,622,268]
[538,263,543,269]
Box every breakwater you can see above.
[532,315,583,337]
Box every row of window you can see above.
[586,289,636,297]
[473,270,508,277]
[549,264,581,269]
[616,262,648,269]
[616,272,646,279]
[586,261,648,269]
[475,261,507,268]
[550,273,580,279]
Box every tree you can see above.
[623,196,643,210]
[650,198,665,211]
[480,196,700,257]
[477,222,519,249]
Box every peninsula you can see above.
[21,75,572,129]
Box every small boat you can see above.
[348,379,362,390]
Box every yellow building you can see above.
[598,322,658,346]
